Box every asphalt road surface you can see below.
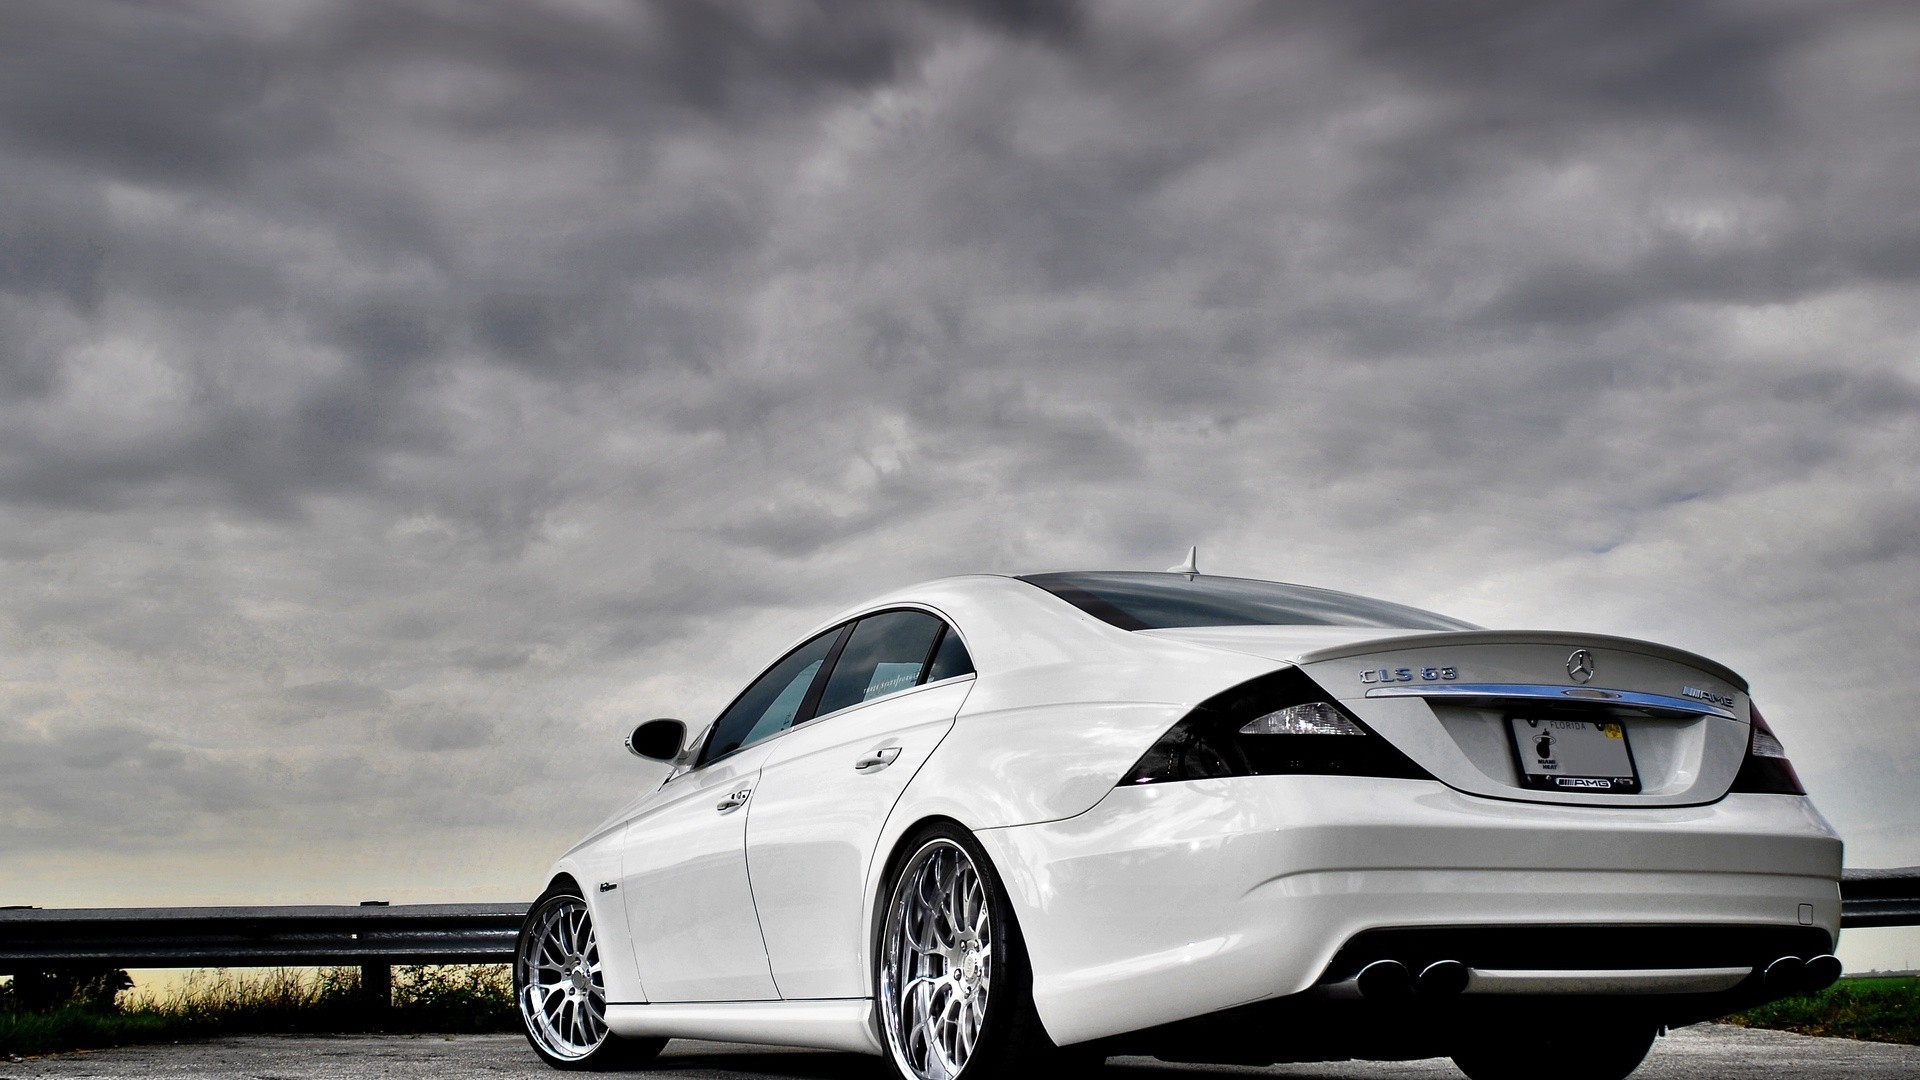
[6,1025,1919,1080]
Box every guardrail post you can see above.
[361,962,392,1009]
[359,901,391,1009]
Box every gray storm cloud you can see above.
[2,0,1917,965]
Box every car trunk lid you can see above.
[1143,627,1752,807]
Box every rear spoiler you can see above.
[1294,629,1748,692]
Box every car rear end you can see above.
[977,607,1841,1063]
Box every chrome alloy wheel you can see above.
[519,895,609,1061]
[881,839,994,1080]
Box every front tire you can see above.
[515,883,666,1071]
[877,824,1099,1079]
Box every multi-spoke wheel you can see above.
[515,883,665,1071]
[878,826,1100,1080]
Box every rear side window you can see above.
[815,610,947,717]
[702,627,843,764]
[925,627,974,683]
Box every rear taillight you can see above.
[1729,704,1805,795]
[1121,668,1433,785]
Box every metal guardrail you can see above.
[0,868,1914,984]
[0,901,529,1001]
[1840,866,1920,929]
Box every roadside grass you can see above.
[0,966,517,1058]
[10,969,1914,1057]
[1728,976,1920,1045]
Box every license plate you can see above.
[1509,717,1641,794]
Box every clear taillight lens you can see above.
[1240,703,1367,736]
[1750,725,1788,759]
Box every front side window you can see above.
[702,627,844,765]
[815,610,947,718]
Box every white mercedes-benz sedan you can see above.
[514,569,1843,1079]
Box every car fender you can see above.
[544,821,647,1004]
[854,696,1201,1001]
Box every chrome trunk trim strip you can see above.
[1364,683,1737,720]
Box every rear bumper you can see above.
[975,775,1842,1046]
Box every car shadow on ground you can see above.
[647,1045,1418,1078]
[651,1046,890,1078]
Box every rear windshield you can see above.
[1018,572,1478,632]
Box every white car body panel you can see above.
[748,676,972,999]
[533,571,1847,1062]
[547,826,646,1004]
[979,776,1841,1046]
[617,740,779,1001]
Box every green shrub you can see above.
[1729,977,1920,1045]
[0,1006,175,1057]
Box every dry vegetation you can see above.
[0,965,515,1058]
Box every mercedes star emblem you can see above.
[1567,648,1596,684]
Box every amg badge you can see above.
[1682,685,1736,708]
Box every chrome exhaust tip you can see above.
[1355,959,1414,1000]
[1417,959,1470,997]
[1762,955,1805,991]
[1802,954,1842,992]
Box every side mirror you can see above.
[626,718,687,762]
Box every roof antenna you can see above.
[1167,546,1199,578]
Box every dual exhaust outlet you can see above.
[1342,952,1843,1001]
[1762,953,1844,995]
[1351,958,1470,1000]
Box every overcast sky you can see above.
[3,0,1918,971]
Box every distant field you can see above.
[1729,976,1920,1045]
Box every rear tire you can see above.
[1451,1017,1656,1080]
[515,883,666,1071]
[876,823,1100,1078]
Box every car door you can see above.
[620,624,847,1002]
[746,610,977,999]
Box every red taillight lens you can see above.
[1729,704,1805,795]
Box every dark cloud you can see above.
[0,0,1916,966]
[0,3,306,186]
[1328,0,1811,130]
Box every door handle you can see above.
[715,788,752,812]
[854,746,903,773]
